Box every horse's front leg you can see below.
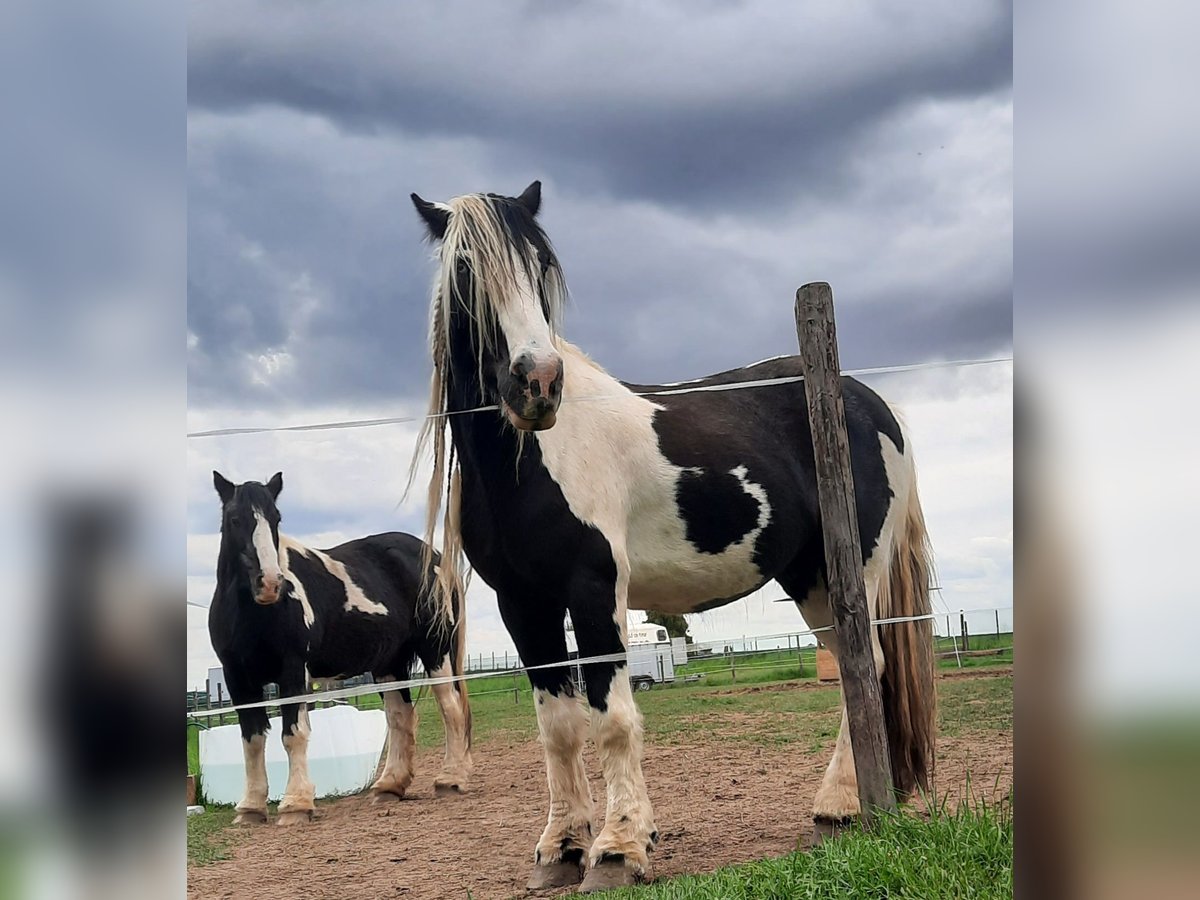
[498,593,593,890]
[276,666,315,825]
[571,571,657,892]
[230,684,270,825]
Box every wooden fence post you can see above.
[960,611,970,651]
[795,282,897,823]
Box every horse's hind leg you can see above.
[427,656,472,794]
[371,687,417,801]
[790,573,886,835]
[277,666,315,825]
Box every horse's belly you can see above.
[626,537,767,614]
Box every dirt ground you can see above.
[188,673,1012,900]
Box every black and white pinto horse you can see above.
[407,183,935,891]
[208,472,472,826]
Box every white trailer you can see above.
[627,639,675,691]
[566,618,677,691]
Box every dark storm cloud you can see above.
[188,1,1011,212]
[187,1,1012,410]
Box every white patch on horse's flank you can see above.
[280,536,388,616]
[278,536,315,628]
[730,464,773,535]
[533,342,772,617]
[252,510,283,584]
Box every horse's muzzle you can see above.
[504,353,563,430]
[255,576,282,605]
[503,396,559,431]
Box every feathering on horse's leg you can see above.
[233,705,270,825]
[277,669,315,825]
[371,687,417,801]
[528,685,594,888]
[429,655,472,794]
[496,593,592,889]
[227,671,270,825]
[572,584,656,890]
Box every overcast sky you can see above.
[186,0,1013,688]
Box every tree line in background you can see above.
[645,610,692,642]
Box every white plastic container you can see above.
[198,704,387,806]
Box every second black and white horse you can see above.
[407,182,936,890]
[208,471,472,826]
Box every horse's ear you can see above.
[410,193,449,239]
[213,471,235,504]
[516,180,541,217]
[266,472,283,500]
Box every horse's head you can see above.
[411,181,566,431]
[213,470,285,605]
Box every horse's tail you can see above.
[878,440,937,800]
[452,579,472,749]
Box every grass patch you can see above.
[187,806,243,866]
[937,675,1013,738]
[599,794,1013,899]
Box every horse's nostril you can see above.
[511,353,534,379]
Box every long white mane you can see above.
[407,194,569,615]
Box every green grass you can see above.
[187,806,243,866]
[936,675,1013,738]
[597,794,1013,899]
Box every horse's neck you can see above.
[556,339,628,401]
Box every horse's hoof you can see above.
[233,809,267,825]
[276,809,314,826]
[372,790,405,804]
[580,858,644,893]
[526,860,584,890]
[809,816,853,847]
[433,780,466,796]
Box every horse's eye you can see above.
[455,259,469,276]
[228,515,240,528]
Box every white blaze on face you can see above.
[252,509,283,602]
[493,252,557,371]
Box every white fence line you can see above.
[187,356,1011,439]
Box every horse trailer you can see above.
[566,619,677,691]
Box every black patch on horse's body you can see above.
[209,491,461,746]
[628,355,902,586]
[674,468,761,554]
